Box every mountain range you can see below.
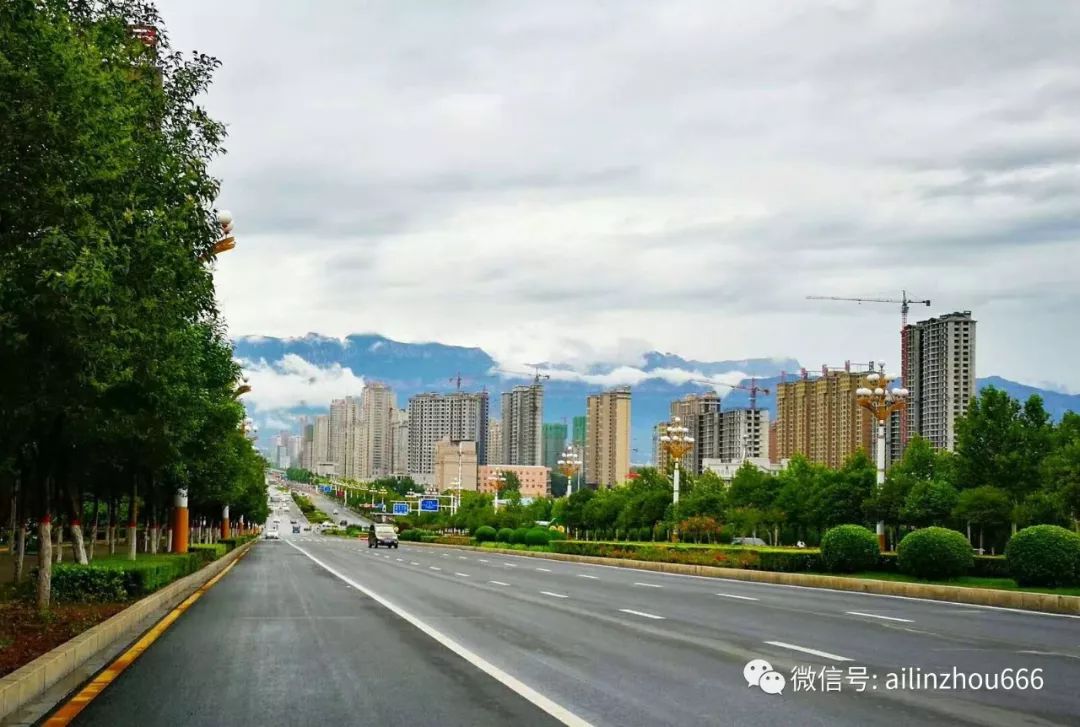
[233,333,1080,461]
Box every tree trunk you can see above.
[128,477,138,561]
[15,524,26,583]
[89,495,100,562]
[108,497,116,555]
[71,519,88,565]
[55,520,63,564]
[166,527,173,552]
[37,516,53,610]
[979,527,984,554]
[966,520,972,543]
[6,488,14,562]
[150,509,159,554]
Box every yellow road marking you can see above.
[43,549,250,726]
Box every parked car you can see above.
[368,524,398,549]
[731,537,767,546]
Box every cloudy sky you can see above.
[158,1,1080,392]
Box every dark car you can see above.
[368,524,398,549]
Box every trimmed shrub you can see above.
[510,527,530,545]
[524,528,551,546]
[496,527,514,543]
[1006,525,1080,587]
[50,565,128,603]
[820,524,879,573]
[189,543,227,563]
[897,527,973,580]
[474,526,497,543]
[547,540,822,572]
[546,530,567,542]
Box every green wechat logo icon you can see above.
[745,659,787,696]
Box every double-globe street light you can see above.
[659,416,694,542]
[557,444,582,497]
[488,471,507,512]
[855,366,908,552]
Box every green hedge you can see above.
[897,527,973,580]
[47,553,205,603]
[820,525,880,573]
[548,541,823,572]
[220,535,255,550]
[189,543,227,563]
[524,528,551,546]
[1006,525,1080,587]
[510,527,529,545]
[496,528,514,543]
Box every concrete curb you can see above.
[0,540,256,721]
[406,541,1080,616]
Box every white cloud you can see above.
[237,354,365,411]
[492,363,748,392]
[158,1,1080,384]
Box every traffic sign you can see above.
[419,498,439,513]
[392,502,410,515]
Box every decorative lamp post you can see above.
[488,472,507,512]
[557,445,582,497]
[856,364,908,552]
[659,416,694,542]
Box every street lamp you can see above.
[557,444,582,497]
[488,471,507,512]
[659,416,694,541]
[856,364,909,552]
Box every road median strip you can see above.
[400,541,1080,616]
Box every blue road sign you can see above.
[392,502,409,515]
[419,498,439,513]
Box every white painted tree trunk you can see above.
[37,518,53,610]
[71,521,88,564]
[166,528,173,552]
[127,522,137,560]
[55,523,63,564]
[15,526,26,582]
[150,525,159,554]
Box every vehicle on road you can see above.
[333,508,339,515]
[264,529,281,540]
[292,524,301,534]
[368,524,398,549]
[339,519,348,526]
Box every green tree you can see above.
[952,486,1012,553]
[901,480,959,527]
[811,451,875,529]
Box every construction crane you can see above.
[806,290,931,330]
[690,377,771,411]
[495,365,551,386]
[448,372,472,391]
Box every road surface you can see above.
[287,482,374,528]
[64,523,1080,726]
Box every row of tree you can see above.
[0,1,266,608]
[387,388,1079,552]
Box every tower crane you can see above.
[690,377,771,411]
[805,290,930,330]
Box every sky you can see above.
[157,1,1080,393]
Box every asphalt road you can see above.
[64,511,1080,726]
[287,482,374,528]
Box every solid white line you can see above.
[619,608,665,620]
[541,591,569,599]
[846,611,913,623]
[536,567,553,573]
[455,572,471,578]
[286,541,591,726]
[429,566,442,571]
[577,574,599,580]
[717,593,759,601]
[633,582,662,588]
[765,641,852,662]
[489,580,510,586]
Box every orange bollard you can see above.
[172,489,189,553]
[221,505,231,539]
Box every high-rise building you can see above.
[357,382,396,479]
[478,465,551,499]
[775,368,874,468]
[407,391,489,484]
[313,415,332,473]
[585,387,632,488]
[288,435,303,466]
[659,393,722,475]
[541,423,567,471]
[501,385,544,466]
[718,408,770,462]
[300,423,314,470]
[572,416,586,447]
[390,408,409,476]
[487,419,504,465]
[329,398,350,475]
[903,311,976,451]
[433,438,478,492]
